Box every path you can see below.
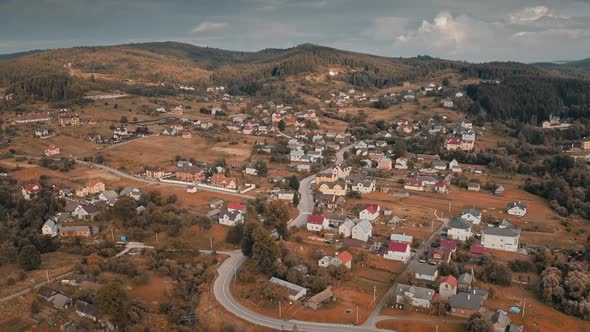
[0,271,74,304]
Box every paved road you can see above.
[363,216,449,327]
[374,315,466,324]
[213,250,384,332]
[0,271,74,304]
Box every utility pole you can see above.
[373,285,376,303]
[45,269,50,282]
[155,232,159,242]
[356,305,359,325]
[111,228,114,241]
[522,299,526,318]
[448,200,451,213]
[209,235,213,249]
[279,300,282,318]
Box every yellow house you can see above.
[315,170,337,185]
[86,180,105,194]
[318,181,347,196]
[583,137,590,150]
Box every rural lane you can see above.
[0,270,74,304]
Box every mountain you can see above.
[0,49,44,62]
[533,58,590,79]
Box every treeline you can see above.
[7,73,82,102]
[465,76,590,122]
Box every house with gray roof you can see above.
[491,309,511,332]
[461,208,482,224]
[507,201,527,216]
[447,218,472,241]
[269,277,307,301]
[351,219,373,242]
[393,283,435,308]
[42,219,58,237]
[449,292,483,317]
[481,227,521,252]
[407,261,439,281]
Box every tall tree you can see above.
[263,200,290,239]
[251,228,279,276]
[95,282,129,327]
[240,222,259,257]
[18,245,41,271]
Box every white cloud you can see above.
[191,21,228,33]
[509,6,550,24]
[366,16,408,41]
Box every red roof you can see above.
[435,181,446,187]
[362,204,379,214]
[228,202,246,211]
[405,178,424,187]
[440,275,458,289]
[336,251,353,265]
[447,136,461,144]
[24,183,41,193]
[441,240,457,251]
[307,215,327,225]
[388,241,409,253]
[470,244,486,255]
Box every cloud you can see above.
[191,21,228,33]
[509,6,550,24]
[365,16,409,41]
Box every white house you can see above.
[384,241,411,262]
[393,283,435,308]
[338,220,355,238]
[42,219,58,237]
[461,209,482,225]
[350,179,376,193]
[218,210,244,227]
[447,218,473,242]
[277,190,295,201]
[318,256,332,268]
[269,277,307,302]
[408,261,439,281]
[390,233,413,244]
[359,204,380,221]
[290,150,305,162]
[307,215,329,232]
[481,227,521,252]
[330,251,353,269]
[507,202,527,216]
[351,220,372,242]
[395,157,408,170]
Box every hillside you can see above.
[533,58,590,79]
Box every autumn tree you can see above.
[18,245,41,271]
[240,222,259,257]
[251,227,279,276]
[466,312,491,332]
[112,196,137,222]
[263,200,290,239]
[95,282,129,327]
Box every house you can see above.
[449,159,461,172]
[58,113,80,126]
[276,190,295,201]
[73,204,99,221]
[186,185,198,193]
[332,164,351,179]
[460,121,473,129]
[395,157,408,170]
[13,111,51,124]
[120,186,141,200]
[491,310,511,332]
[331,251,353,269]
[176,161,205,182]
[211,174,238,189]
[507,202,527,216]
[404,178,424,191]
[318,256,332,268]
[218,210,244,227]
[390,233,413,244]
[446,137,462,150]
[432,161,447,170]
[442,99,454,108]
[494,185,505,196]
[269,277,307,301]
[44,145,60,156]
[351,219,372,242]
[427,246,452,264]
[22,183,42,199]
[98,190,119,205]
[583,136,590,150]
[307,215,329,232]
[75,301,98,321]
[42,219,58,237]
[467,182,481,191]
[47,293,73,310]
[439,275,458,300]
[384,241,411,262]
[359,204,380,221]
[244,163,258,176]
[447,218,472,242]
[290,150,305,162]
[458,272,474,291]
[461,208,482,224]
[306,288,334,310]
[85,180,105,195]
[227,202,247,213]
[377,157,392,170]
[318,181,347,196]
[393,283,435,308]
[481,227,521,252]
[59,225,92,237]
[441,240,458,252]
[350,179,376,193]
[315,170,337,184]
[338,220,355,238]
[407,261,438,281]
[145,166,171,179]
[449,293,483,317]
[434,181,448,194]
[35,128,49,137]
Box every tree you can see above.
[442,77,450,87]
[120,116,128,123]
[226,223,244,245]
[278,120,286,131]
[18,245,41,271]
[292,192,300,207]
[466,313,491,332]
[251,228,279,276]
[288,175,300,191]
[240,223,259,257]
[255,162,268,177]
[383,293,397,307]
[95,282,129,327]
[112,196,137,222]
[263,200,290,239]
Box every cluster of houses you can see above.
[323,89,376,108]
[446,121,476,152]
[89,126,151,144]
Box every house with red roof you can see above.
[44,145,60,157]
[211,174,238,190]
[306,215,328,232]
[434,181,448,194]
[384,241,411,262]
[227,202,247,213]
[21,183,42,200]
[404,178,425,191]
[470,243,486,256]
[441,240,458,252]
[359,203,380,220]
[331,251,353,269]
[446,136,462,150]
[439,275,458,300]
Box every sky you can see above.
[1,0,589,63]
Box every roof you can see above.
[405,178,424,186]
[388,241,409,253]
[408,261,438,276]
[448,218,472,230]
[228,202,246,211]
[440,275,458,289]
[440,240,457,251]
[336,251,353,265]
[470,244,486,255]
[393,283,435,301]
[60,226,91,233]
[390,233,413,243]
[354,219,373,233]
[481,227,521,237]
[24,183,41,193]
[75,301,98,317]
[462,208,481,217]
[340,220,355,229]
[449,292,483,310]
[222,210,242,220]
[362,204,379,214]
[458,273,473,284]
[427,247,451,261]
[307,288,333,305]
[86,179,103,187]
[43,219,57,230]
[269,277,307,293]
[507,201,527,209]
[307,215,327,225]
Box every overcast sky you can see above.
[1,0,589,63]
